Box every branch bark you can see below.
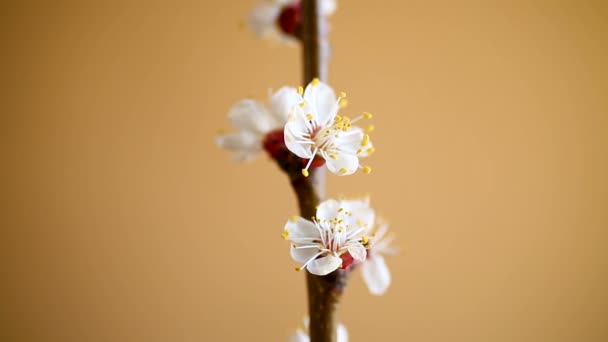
[297,1,347,341]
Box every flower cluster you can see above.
[217,79,374,177]
[282,197,396,294]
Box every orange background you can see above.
[4,1,608,341]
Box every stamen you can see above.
[363,112,373,119]
[301,147,319,177]
[361,134,370,146]
[297,86,304,95]
[299,102,306,108]
[363,166,372,174]
[311,78,320,86]
[281,231,289,240]
[366,124,375,132]
[339,98,348,108]
[339,91,347,98]
[306,113,313,120]
[339,168,347,174]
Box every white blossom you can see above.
[284,79,374,177]
[362,218,398,296]
[282,198,373,275]
[216,87,301,161]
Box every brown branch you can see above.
[297,1,345,341]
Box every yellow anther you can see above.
[306,113,313,120]
[334,115,343,122]
[292,243,297,248]
[372,231,378,237]
[329,154,338,160]
[356,149,362,154]
[367,147,376,155]
[299,102,306,108]
[339,168,347,174]
[366,124,375,133]
[362,134,370,146]
[357,219,363,226]
[311,216,316,221]
[312,78,320,86]
[338,207,344,212]
[291,215,299,222]
[339,91,347,98]
[363,112,373,119]
[363,166,372,174]
[302,169,309,177]
[362,235,369,244]
[281,231,290,240]
[339,98,348,108]
[297,86,304,95]
[295,267,302,272]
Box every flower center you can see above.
[277,3,301,36]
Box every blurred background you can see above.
[3,1,608,341]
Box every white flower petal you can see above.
[228,100,275,133]
[291,246,320,264]
[216,132,260,152]
[362,254,391,295]
[232,150,259,162]
[248,2,280,37]
[347,244,367,262]
[303,81,337,125]
[270,86,302,124]
[349,207,375,231]
[289,329,310,342]
[307,254,342,276]
[321,0,337,16]
[341,199,375,230]
[336,323,348,342]
[334,128,365,154]
[356,139,374,157]
[285,218,321,241]
[324,152,359,176]
[284,120,314,159]
[316,199,341,221]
